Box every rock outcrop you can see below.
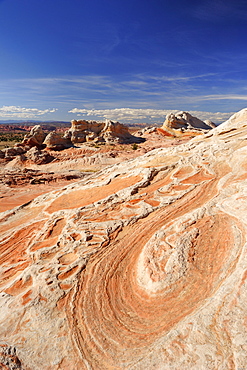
[43,131,72,150]
[0,343,23,369]
[69,120,104,143]
[23,147,54,165]
[1,146,54,165]
[16,120,144,151]
[159,111,214,137]
[0,168,86,187]
[99,119,139,143]
[21,125,46,148]
[68,119,144,144]
[204,119,216,128]
[0,146,26,160]
[1,109,247,369]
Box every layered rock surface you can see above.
[68,119,144,144]
[0,110,247,369]
[21,125,46,148]
[160,111,215,137]
[17,120,143,151]
[43,131,72,150]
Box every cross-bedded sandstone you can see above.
[0,109,247,369]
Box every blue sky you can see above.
[0,0,247,123]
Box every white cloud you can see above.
[0,105,57,119]
[194,94,247,101]
[68,108,177,122]
[1,74,247,117]
[189,110,235,123]
[68,107,234,124]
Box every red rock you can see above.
[0,109,247,369]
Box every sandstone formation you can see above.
[159,111,215,137]
[0,169,89,214]
[0,132,190,216]
[17,120,144,151]
[0,146,26,160]
[69,120,104,143]
[0,146,54,166]
[100,119,139,143]
[43,131,72,150]
[204,119,216,128]
[23,147,54,165]
[1,109,247,369]
[21,125,46,148]
[68,119,144,144]
[0,168,85,187]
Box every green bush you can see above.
[131,143,138,150]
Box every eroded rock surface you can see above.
[16,120,144,152]
[0,344,23,369]
[68,119,144,144]
[21,125,46,148]
[1,109,247,369]
[160,111,215,137]
[43,131,72,150]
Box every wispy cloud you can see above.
[0,72,221,100]
[194,94,247,101]
[68,107,234,124]
[146,73,218,83]
[0,73,246,121]
[190,111,235,122]
[68,108,177,122]
[0,105,57,119]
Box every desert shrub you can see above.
[131,143,138,150]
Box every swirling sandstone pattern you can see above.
[1,109,247,369]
